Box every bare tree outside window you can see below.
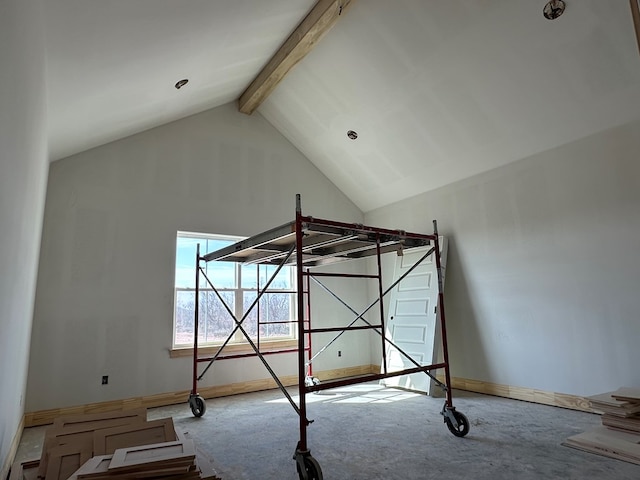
[173,233,296,348]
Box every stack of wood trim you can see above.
[67,439,220,480]
[563,387,640,465]
[68,440,198,479]
[587,390,640,417]
[563,426,640,465]
[10,409,220,480]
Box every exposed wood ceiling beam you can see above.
[631,0,640,55]
[238,0,354,115]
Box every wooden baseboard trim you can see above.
[442,376,593,412]
[1,414,25,480]
[24,364,378,428]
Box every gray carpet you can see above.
[159,384,638,479]
[15,383,640,479]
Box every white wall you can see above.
[365,119,640,397]
[27,104,366,412]
[0,0,48,472]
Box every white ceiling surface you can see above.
[260,0,640,212]
[45,0,315,161]
[45,1,640,212]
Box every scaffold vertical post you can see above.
[295,194,308,452]
[376,234,388,375]
[305,267,313,378]
[432,220,453,407]
[192,243,200,396]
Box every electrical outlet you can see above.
[338,350,342,357]
[102,375,109,385]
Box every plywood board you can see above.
[45,442,92,480]
[93,418,176,455]
[603,413,640,433]
[563,426,640,465]
[108,440,195,472]
[611,387,640,403]
[587,391,640,417]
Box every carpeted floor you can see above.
[14,383,640,479]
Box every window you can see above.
[173,232,296,349]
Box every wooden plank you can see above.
[440,376,593,412]
[563,426,640,465]
[108,440,195,472]
[93,418,176,456]
[45,442,92,480]
[238,0,354,114]
[603,413,640,433]
[611,387,640,403]
[588,391,640,416]
[631,1,640,56]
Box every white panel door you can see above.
[381,239,447,394]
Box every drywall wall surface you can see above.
[0,0,48,473]
[27,103,365,412]
[365,119,640,397]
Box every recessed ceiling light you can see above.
[347,130,358,140]
[175,79,189,89]
[543,0,565,20]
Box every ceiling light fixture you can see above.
[543,0,565,20]
[347,130,358,140]
[175,79,189,89]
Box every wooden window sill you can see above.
[169,339,298,359]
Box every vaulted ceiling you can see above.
[45,0,640,212]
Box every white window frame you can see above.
[172,231,297,350]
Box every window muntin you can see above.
[173,232,296,348]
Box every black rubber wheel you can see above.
[296,455,323,480]
[190,395,206,418]
[445,410,469,437]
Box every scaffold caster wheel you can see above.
[305,376,321,394]
[295,454,323,480]
[189,395,206,418]
[444,409,469,437]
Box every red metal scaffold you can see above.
[188,194,468,480]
